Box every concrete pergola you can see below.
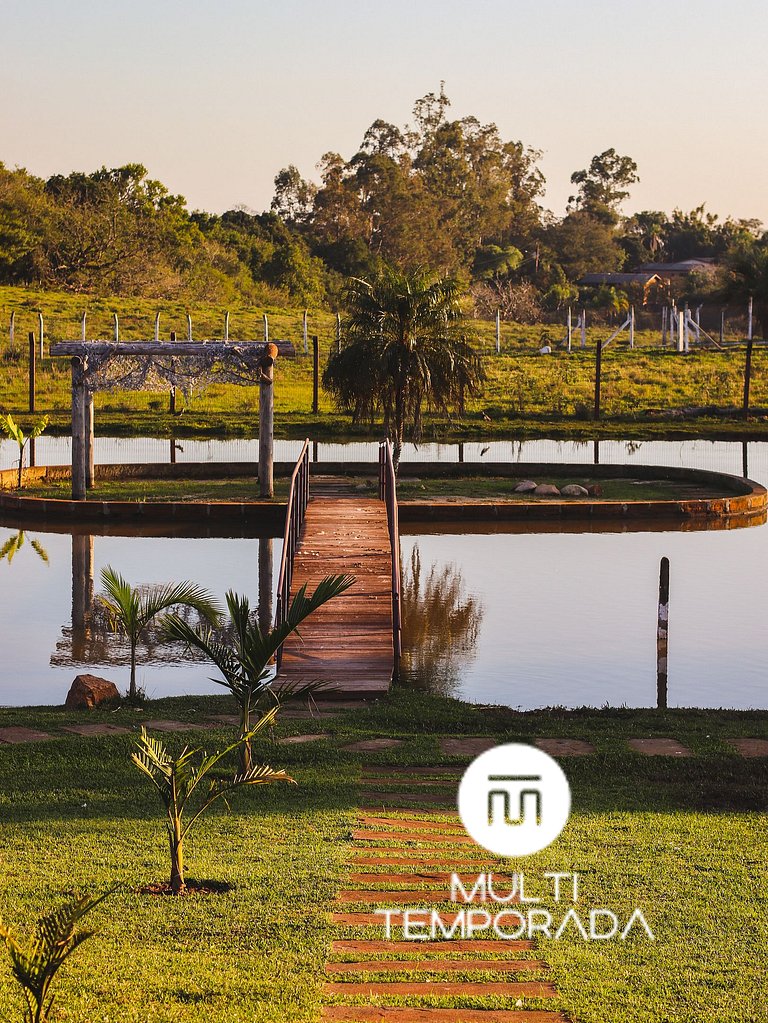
[50,339,294,500]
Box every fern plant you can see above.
[0,891,112,1023]
[132,710,293,894]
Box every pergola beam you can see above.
[51,340,295,358]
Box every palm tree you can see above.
[0,414,49,489]
[323,265,484,463]
[132,712,291,894]
[98,566,221,702]
[164,574,354,772]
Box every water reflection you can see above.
[0,531,49,565]
[400,546,483,696]
[50,533,276,672]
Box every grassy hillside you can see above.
[2,285,767,440]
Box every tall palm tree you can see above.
[164,574,354,772]
[99,566,221,702]
[323,265,484,462]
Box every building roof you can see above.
[635,259,716,276]
[578,272,663,286]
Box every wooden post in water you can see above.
[593,439,600,465]
[742,440,749,479]
[657,556,670,710]
[258,537,273,635]
[71,357,87,500]
[312,335,319,414]
[28,332,36,412]
[743,337,754,418]
[259,346,276,498]
[593,338,602,420]
[71,533,94,660]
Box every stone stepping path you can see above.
[726,738,768,757]
[61,723,132,737]
[278,732,332,744]
[0,726,54,744]
[343,739,406,752]
[534,738,595,757]
[627,738,691,757]
[322,770,567,1023]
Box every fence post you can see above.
[593,339,602,420]
[187,313,193,341]
[580,308,586,348]
[113,313,119,342]
[224,310,230,341]
[312,335,319,414]
[28,332,36,412]
[154,312,160,342]
[720,309,725,346]
[657,556,670,710]
[748,297,753,341]
[629,306,635,350]
[9,310,15,353]
[169,331,177,413]
[263,312,269,344]
[38,312,44,358]
[566,306,572,353]
[71,357,87,500]
[303,309,308,355]
[743,338,754,418]
[336,312,341,353]
[661,306,667,347]
[496,309,501,354]
[259,355,274,498]
[81,310,87,342]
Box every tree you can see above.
[569,149,639,225]
[726,238,768,337]
[98,566,221,702]
[0,414,49,489]
[323,265,484,462]
[546,211,625,281]
[164,575,354,772]
[132,714,292,894]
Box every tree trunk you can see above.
[239,704,252,775]
[169,827,185,894]
[129,645,137,701]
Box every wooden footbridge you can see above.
[275,441,402,699]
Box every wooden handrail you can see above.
[379,439,402,678]
[274,438,311,667]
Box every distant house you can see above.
[635,259,717,279]
[577,271,664,305]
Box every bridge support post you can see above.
[71,357,88,500]
[259,349,275,498]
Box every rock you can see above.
[533,484,560,496]
[538,345,552,355]
[514,480,538,493]
[561,484,589,497]
[65,674,120,710]
[586,483,603,497]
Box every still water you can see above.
[1,437,766,709]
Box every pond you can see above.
[1,437,766,709]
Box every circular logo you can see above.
[457,743,571,856]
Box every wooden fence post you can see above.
[224,310,229,341]
[593,338,602,420]
[263,313,269,344]
[187,313,193,341]
[71,357,87,500]
[154,312,160,342]
[743,338,754,418]
[496,309,501,354]
[336,313,341,353]
[258,537,274,635]
[113,313,119,342]
[312,335,319,414]
[303,309,308,355]
[9,310,15,353]
[28,332,36,412]
[169,331,177,413]
[81,310,87,342]
[566,306,572,353]
[38,312,44,358]
[259,356,274,498]
[657,556,670,709]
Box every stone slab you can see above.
[61,724,132,737]
[331,939,536,954]
[628,738,691,757]
[278,732,332,744]
[141,719,207,732]
[326,959,546,973]
[352,830,475,845]
[535,738,595,757]
[343,739,405,752]
[322,1009,567,1022]
[323,981,556,997]
[726,738,768,758]
[439,737,497,757]
[0,727,54,744]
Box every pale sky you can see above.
[2,0,767,225]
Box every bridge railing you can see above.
[379,439,402,679]
[275,437,311,668]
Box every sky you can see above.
[2,0,767,225]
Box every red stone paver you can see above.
[363,767,462,779]
[336,890,468,904]
[439,737,497,757]
[352,830,475,845]
[726,738,768,758]
[0,727,54,744]
[322,1008,568,1022]
[362,792,455,806]
[61,723,132,737]
[348,873,514,888]
[326,959,547,973]
[352,854,494,867]
[358,817,463,832]
[278,732,332,744]
[628,738,691,757]
[209,714,240,725]
[363,778,457,788]
[343,739,405,752]
[331,912,486,927]
[141,719,208,732]
[332,940,536,954]
[535,738,595,757]
[323,981,556,997]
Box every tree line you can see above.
[1,86,767,328]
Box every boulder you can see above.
[586,483,603,497]
[533,484,560,496]
[514,480,538,493]
[561,484,589,497]
[65,674,120,710]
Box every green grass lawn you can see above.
[0,691,765,1022]
[19,476,291,502]
[3,285,768,442]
